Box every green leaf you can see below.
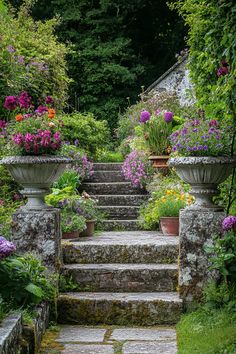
[25,283,44,298]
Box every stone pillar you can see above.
[179,209,225,305]
[11,208,62,271]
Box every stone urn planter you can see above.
[80,220,95,237]
[160,217,179,236]
[0,156,73,210]
[148,155,169,169]
[168,156,236,210]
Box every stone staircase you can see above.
[82,163,148,231]
[58,231,182,326]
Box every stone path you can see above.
[83,163,148,231]
[41,325,177,353]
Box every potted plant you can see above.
[139,110,173,168]
[168,119,236,210]
[74,192,98,237]
[0,93,73,210]
[61,211,86,240]
[157,190,193,236]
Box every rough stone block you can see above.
[110,328,176,341]
[179,209,225,303]
[122,341,177,354]
[0,314,22,354]
[56,326,106,343]
[61,344,114,354]
[12,208,62,270]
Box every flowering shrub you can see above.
[0,237,16,259]
[122,150,153,189]
[157,190,193,217]
[170,119,231,157]
[3,93,62,155]
[139,110,174,155]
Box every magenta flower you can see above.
[209,120,219,128]
[19,91,32,109]
[222,216,236,232]
[164,111,173,123]
[0,120,7,129]
[53,132,61,141]
[217,66,229,77]
[3,96,18,110]
[45,96,54,105]
[35,105,48,114]
[140,110,151,123]
[0,237,16,259]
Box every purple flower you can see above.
[19,91,32,109]
[140,110,151,123]
[222,216,236,231]
[0,237,16,259]
[74,139,79,146]
[154,109,161,116]
[209,119,219,127]
[0,120,7,129]
[7,45,15,53]
[45,96,54,105]
[217,66,229,77]
[163,111,173,123]
[3,96,18,110]
[53,132,61,141]
[17,55,25,64]
[35,106,48,114]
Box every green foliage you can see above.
[45,187,75,207]
[157,193,187,218]
[0,1,70,115]
[58,274,79,293]
[203,282,236,310]
[95,149,123,162]
[60,112,110,157]
[177,304,236,354]
[171,0,236,139]
[61,212,86,233]
[53,169,81,191]
[0,254,56,307]
[205,230,236,283]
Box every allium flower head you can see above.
[140,110,151,123]
[164,111,173,123]
[222,216,236,232]
[0,237,16,259]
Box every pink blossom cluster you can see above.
[12,129,61,154]
[122,150,152,189]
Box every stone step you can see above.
[62,263,178,292]
[62,232,179,264]
[95,194,148,206]
[82,182,145,195]
[88,170,125,183]
[93,163,123,171]
[57,292,182,326]
[98,206,140,220]
[100,220,141,231]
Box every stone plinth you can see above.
[12,208,61,270]
[179,209,225,304]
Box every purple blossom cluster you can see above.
[217,60,230,77]
[222,216,236,232]
[170,119,228,157]
[0,236,16,259]
[75,154,94,181]
[122,150,153,189]
[12,130,61,155]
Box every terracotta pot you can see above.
[80,220,95,237]
[160,217,179,236]
[148,155,169,169]
[62,230,80,239]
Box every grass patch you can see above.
[177,305,236,354]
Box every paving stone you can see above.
[62,263,178,292]
[62,231,179,264]
[110,328,176,341]
[61,344,114,354]
[122,341,177,354]
[57,292,182,326]
[56,326,106,343]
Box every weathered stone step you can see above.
[82,182,145,195]
[88,170,125,183]
[93,163,123,171]
[62,263,178,292]
[57,292,182,326]
[95,194,148,206]
[100,219,141,231]
[98,206,140,220]
[62,232,179,264]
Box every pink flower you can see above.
[4,96,18,110]
[35,106,48,114]
[45,96,54,105]
[19,91,32,109]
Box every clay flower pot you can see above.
[160,217,179,236]
[0,156,73,210]
[62,230,80,240]
[148,155,169,169]
[168,156,236,210]
[80,220,95,237]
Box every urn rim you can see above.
[0,155,74,165]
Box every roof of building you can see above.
[144,54,188,94]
